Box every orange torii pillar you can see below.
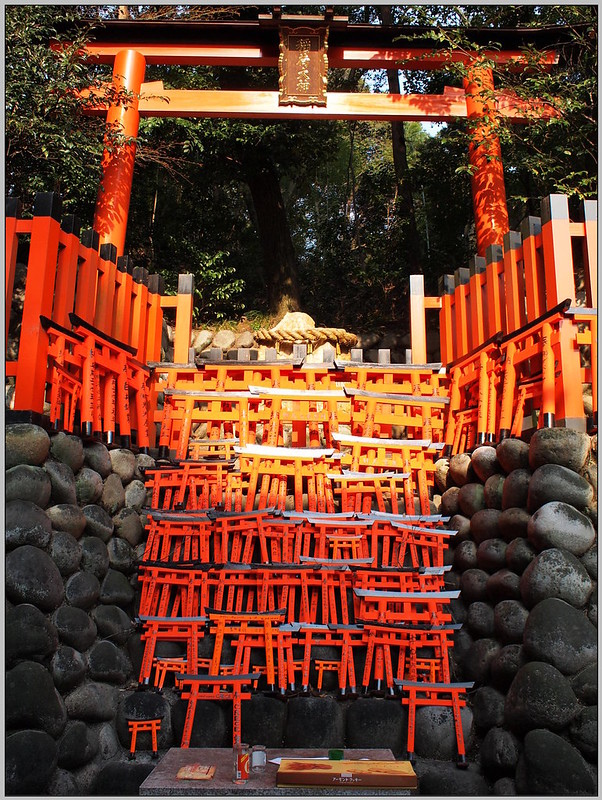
[94,49,146,256]
[464,62,509,256]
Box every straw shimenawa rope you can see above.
[255,326,357,348]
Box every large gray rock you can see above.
[523,597,597,675]
[501,468,531,510]
[498,507,531,542]
[125,479,147,511]
[457,482,486,517]
[466,601,495,638]
[569,706,598,761]
[46,503,87,538]
[79,536,110,579]
[520,548,593,609]
[581,543,597,580]
[6,464,52,507]
[88,641,131,683]
[171,698,226,747]
[480,727,521,780]
[46,767,80,796]
[462,637,500,685]
[54,605,98,650]
[92,605,134,645]
[527,464,594,512]
[434,457,450,492]
[527,501,596,555]
[241,693,289,748]
[471,445,501,482]
[448,514,471,543]
[476,538,507,572]
[6,660,67,737]
[212,328,237,352]
[440,486,461,516]
[448,453,473,486]
[99,568,135,606]
[344,698,406,756]
[486,569,521,603]
[6,499,52,550]
[109,448,137,484]
[484,473,505,510]
[517,728,594,795]
[107,537,135,573]
[44,459,77,504]
[64,570,101,609]
[453,540,478,572]
[413,759,490,796]
[471,686,505,731]
[505,537,536,574]
[470,509,502,544]
[6,730,58,795]
[57,720,99,769]
[64,682,118,721]
[493,599,529,644]
[414,705,473,761]
[496,438,529,473]
[529,427,591,472]
[116,690,173,749]
[504,661,580,733]
[49,530,83,576]
[83,441,113,478]
[100,472,126,515]
[6,423,51,468]
[285,696,345,748]
[6,603,59,666]
[82,504,114,542]
[460,568,489,602]
[6,545,65,610]
[571,663,597,705]
[50,431,85,472]
[75,467,104,505]
[113,506,144,546]
[134,452,156,481]
[91,762,156,797]
[51,646,88,691]
[490,644,527,691]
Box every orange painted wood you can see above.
[52,216,81,329]
[468,256,486,350]
[484,245,504,337]
[582,200,597,307]
[503,231,527,332]
[409,274,427,364]
[520,217,546,322]
[94,243,118,335]
[173,274,194,364]
[438,275,455,364]
[112,256,134,344]
[541,194,576,307]
[146,274,165,363]
[453,268,470,359]
[74,229,100,323]
[14,194,62,413]
[5,199,23,343]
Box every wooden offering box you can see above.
[277,759,418,789]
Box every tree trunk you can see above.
[380,5,423,272]
[243,154,301,316]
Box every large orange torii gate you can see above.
[66,11,562,258]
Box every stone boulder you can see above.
[107,537,135,573]
[6,603,59,666]
[448,453,473,486]
[75,467,104,505]
[82,504,114,541]
[496,438,529,473]
[484,473,505,509]
[448,514,471,543]
[79,536,110,579]
[90,762,155,797]
[113,507,144,546]
[64,570,101,609]
[413,758,489,796]
[460,568,489,603]
[171,698,226,747]
[134,452,156,481]
[527,501,596,556]
[571,663,597,706]
[6,660,67,737]
[88,641,132,684]
[57,720,99,769]
[92,605,134,645]
[466,601,495,639]
[479,727,521,780]
[516,728,594,795]
[461,637,500,685]
[528,427,590,473]
[49,531,83,576]
[54,606,98,650]
[109,448,136,484]
[471,686,505,731]
[504,661,580,733]
[486,569,521,603]
[476,538,507,572]
[51,646,88,691]
[50,431,85,472]
[116,690,173,750]
[453,540,478,572]
[240,693,289,748]
[6,499,52,550]
[46,503,87,538]
[46,767,80,796]
[6,545,65,610]
[285,696,344,748]
[6,464,52,507]
[457,483,486,517]
[470,509,502,544]
[527,464,594,512]
[44,460,77,504]
[490,644,527,691]
[520,548,593,609]
[99,568,135,606]
[6,422,50,468]
[498,507,531,542]
[471,445,501,482]
[493,599,529,644]
[440,486,461,516]
[100,473,126,515]
[124,479,147,511]
[414,705,473,761]
[501,468,531,511]
[83,441,113,477]
[522,597,597,675]
[6,730,58,795]
[569,705,598,762]
[504,537,536,574]
[64,682,118,721]
[345,698,406,756]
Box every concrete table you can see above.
[139,747,416,796]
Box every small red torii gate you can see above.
[63,11,561,258]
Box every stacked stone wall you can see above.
[4,423,598,796]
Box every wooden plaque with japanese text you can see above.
[278,26,328,106]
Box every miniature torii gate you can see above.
[68,10,561,258]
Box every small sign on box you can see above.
[277,759,418,788]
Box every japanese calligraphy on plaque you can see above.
[278,26,328,106]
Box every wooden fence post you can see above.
[468,256,486,351]
[94,243,118,335]
[113,255,134,345]
[5,197,22,343]
[13,193,62,413]
[453,268,470,359]
[541,194,576,308]
[173,274,195,364]
[503,230,527,333]
[438,275,455,364]
[582,199,597,307]
[484,244,504,337]
[52,214,81,329]
[409,274,427,364]
[75,229,100,323]
[146,274,165,363]
[520,216,545,322]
